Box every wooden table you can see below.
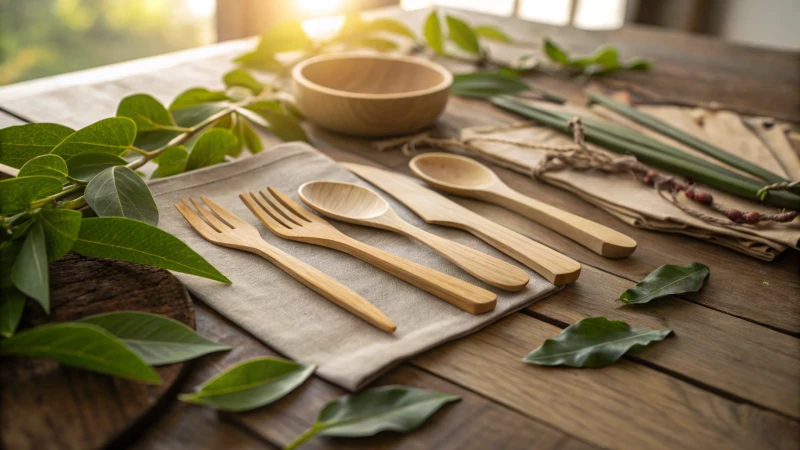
[1,7,798,450]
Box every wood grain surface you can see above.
[1,6,798,450]
[0,254,195,450]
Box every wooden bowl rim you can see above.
[292,53,453,100]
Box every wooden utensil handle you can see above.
[439,215,582,286]
[251,243,396,333]
[329,237,497,314]
[400,224,529,291]
[491,188,637,258]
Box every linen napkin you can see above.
[147,142,559,390]
[460,101,800,260]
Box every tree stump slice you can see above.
[0,253,195,450]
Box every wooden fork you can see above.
[174,195,396,333]
[239,187,498,315]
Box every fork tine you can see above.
[200,195,242,227]
[174,199,219,237]
[259,189,303,227]
[190,198,231,231]
[267,187,314,223]
[240,191,292,230]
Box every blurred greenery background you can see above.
[0,0,216,85]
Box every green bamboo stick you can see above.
[490,96,800,209]
[539,108,760,185]
[587,91,789,184]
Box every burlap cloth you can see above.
[459,101,800,260]
[147,142,559,390]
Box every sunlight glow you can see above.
[184,0,215,17]
[302,16,346,41]
[294,0,346,18]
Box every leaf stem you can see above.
[28,184,83,209]
[283,424,323,450]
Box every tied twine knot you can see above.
[374,117,798,226]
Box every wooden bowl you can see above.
[291,53,452,137]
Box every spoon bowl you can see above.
[299,180,389,222]
[410,152,498,193]
[299,180,530,291]
[409,153,637,259]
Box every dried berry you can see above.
[643,174,654,185]
[694,192,713,205]
[743,212,761,224]
[774,211,798,223]
[726,209,743,221]
[684,189,695,200]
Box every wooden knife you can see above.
[342,163,581,285]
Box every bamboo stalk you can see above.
[587,91,789,184]
[490,96,800,209]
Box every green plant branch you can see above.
[127,98,256,171]
[29,184,83,209]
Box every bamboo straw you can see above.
[587,91,789,184]
[490,96,800,210]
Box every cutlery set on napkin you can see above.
[148,143,635,389]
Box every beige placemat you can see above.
[460,102,800,260]
[147,142,559,390]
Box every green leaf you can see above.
[228,118,246,158]
[179,357,315,412]
[291,386,460,446]
[364,18,414,38]
[241,120,264,154]
[233,52,284,71]
[626,59,652,71]
[151,145,188,179]
[523,317,673,368]
[0,176,63,215]
[132,129,182,152]
[38,208,82,261]
[172,103,228,128]
[85,166,159,226]
[544,38,569,63]
[591,46,619,68]
[245,101,308,142]
[620,263,710,305]
[446,15,480,54]
[71,217,230,283]
[223,68,264,95]
[356,37,398,52]
[0,123,74,168]
[185,129,237,171]
[424,11,444,54]
[169,88,228,110]
[0,288,26,337]
[66,152,127,183]
[251,20,311,56]
[0,322,160,383]
[50,117,137,159]
[79,311,231,365]
[17,155,68,183]
[0,240,23,289]
[10,221,49,312]
[451,72,530,98]
[116,94,175,132]
[474,25,512,43]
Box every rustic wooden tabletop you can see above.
[1,7,798,450]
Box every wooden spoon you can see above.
[409,153,637,258]
[298,181,530,291]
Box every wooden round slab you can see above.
[0,253,195,450]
